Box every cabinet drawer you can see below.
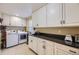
[55,43,79,55]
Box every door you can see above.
[64,3,79,25]
[28,36,38,53]
[32,37,38,53]
[45,40,54,55]
[22,19,26,27]
[6,33,18,47]
[28,36,33,49]
[37,38,45,55]
[45,45,54,55]
[32,11,39,27]
[55,48,69,55]
[10,16,22,26]
[37,6,47,27]
[47,3,62,27]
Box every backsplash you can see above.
[36,27,79,35]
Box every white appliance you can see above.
[18,32,27,44]
[6,31,19,47]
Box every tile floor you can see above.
[0,43,36,55]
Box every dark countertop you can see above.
[31,32,79,49]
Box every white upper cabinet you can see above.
[10,16,22,26]
[2,14,10,26]
[32,5,47,27]
[21,19,26,27]
[32,11,38,27]
[10,16,26,27]
[47,3,63,27]
[37,6,47,27]
[63,3,79,26]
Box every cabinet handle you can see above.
[43,45,46,49]
[69,50,76,53]
[63,20,65,24]
[37,24,38,26]
[60,20,63,24]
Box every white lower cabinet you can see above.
[55,43,79,55]
[28,36,38,53]
[29,36,33,49]
[32,37,38,53]
[55,48,70,55]
[37,38,45,55]
[45,40,54,55]
[37,38,54,55]
[28,36,79,55]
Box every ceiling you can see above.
[0,3,46,18]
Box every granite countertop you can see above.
[31,32,79,49]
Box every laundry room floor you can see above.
[1,43,36,55]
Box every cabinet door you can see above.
[45,40,54,55]
[47,3,62,27]
[64,3,79,26]
[28,36,33,49]
[37,6,47,27]
[32,11,38,27]
[2,14,10,26]
[22,19,26,27]
[28,36,38,53]
[32,36,38,53]
[10,16,22,26]
[37,38,45,55]
[55,48,69,55]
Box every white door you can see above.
[28,36,33,49]
[37,38,45,55]
[32,37,38,53]
[28,36,38,53]
[2,14,10,26]
[45,45,53,55]
[22,19,26,27]
[32,11,39,27]
[64,3,79,26]
[10,16,22,26]
[55,48,69,55]
[45,41,54,55]
[37,6,47,27]
[6,33,18,47]
[47,3,62,27]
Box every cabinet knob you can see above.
[43,45,46,49]
[63,20,65,24]
[60,20,63,24]
[37,24,38,26]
